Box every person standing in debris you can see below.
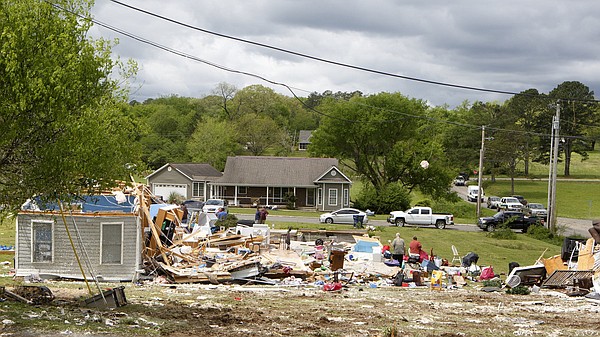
[409,236,422,255]
[382,240,392,259]
[254,206,261,223]
[216,207,228,220]
[391,233,406,263]
[259,207,269,224]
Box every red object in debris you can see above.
[234,297,242,301]
[323,282,343,291]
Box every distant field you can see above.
[517,148,600,179]
[483,180,600,219]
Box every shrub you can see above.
[283,192,297,210]
[215,214,238,228]
[526,224,563,246]
[506,285,530,295]
[167,191,185,204]
[487,225,517,240]
[482,279,503,288]
[353,182,411,214]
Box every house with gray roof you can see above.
[146,163,222,201]
[298,130,312,151]
[209,156,351,211]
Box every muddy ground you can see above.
[1,280,600,337]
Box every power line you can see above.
[106,0,600,104]
[49,1,591,139]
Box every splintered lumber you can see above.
[542,255,567,275]
[577,238,596,271]
[141,206,171,266]
[159,263,232,284]
[208,235,246,248]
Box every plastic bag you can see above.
[480,266,494,280]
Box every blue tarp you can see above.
[24,195,137,213]
[353,240,380,253]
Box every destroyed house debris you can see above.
[12,183,600,303]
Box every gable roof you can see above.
[212,156,343,187]
[146,163,222,181]
[298,130,313,143]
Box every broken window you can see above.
[32,221,53,263]
[101,223,123,264]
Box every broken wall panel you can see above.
[15,212,142,282]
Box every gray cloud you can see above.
[91,1,600,106]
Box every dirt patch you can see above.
[1,282,600,336]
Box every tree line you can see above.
[2,0,599,213]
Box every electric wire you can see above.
[106,0,600,104]
[49,1,595,139]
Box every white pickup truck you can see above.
[387,206,454,229]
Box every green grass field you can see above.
[484,180,600,219]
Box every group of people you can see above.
[382,233,428,264]
[254,207,269,224]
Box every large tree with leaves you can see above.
[548,81,596,176]
[309,92,454,199]
[0,0,140,211]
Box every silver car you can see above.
[527,203,547,218]
[319,208,369,225]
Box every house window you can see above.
[299,143,308,150]
[306,189,315,206]
[192,182,204,198]
[328,189,338,206]
[238,186,248,195]
[268,187,292,203]
[32,221,53,263]
[343,189,349,206]
[317,188,323,205]
[101,223,123,264]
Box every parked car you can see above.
[526,203,547,219]
[387,206,454,229]
[486,196,501,209]
[467,185,484,202]
[511,195,528,206]
[499,197,524,211]
[320,208,369,225]
[181,199,204,210]
[477,211,540,232]
[453,176,466,186]
[202,199,228,213]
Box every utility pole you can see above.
[547,103,560,231]
[476,126,485,219]
[548,104,560,232]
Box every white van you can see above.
[467,185,484,202]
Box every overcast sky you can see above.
[91,1,600,107]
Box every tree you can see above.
[548,81,596,176]
[0,0,140,211]
[235,113,284,156]
[309,92,454,199]
[187,117,240,171]
[504,89,547,175]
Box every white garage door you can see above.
[153,184,187,201]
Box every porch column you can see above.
[293,187,297,209]
[234,186,238,206]
[266,186,269,206]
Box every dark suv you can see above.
[477,211,540,232]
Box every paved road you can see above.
[234,210,591,237]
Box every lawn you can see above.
[263,221,560,275]
[518,148,600,179]
[483,180,600,219]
